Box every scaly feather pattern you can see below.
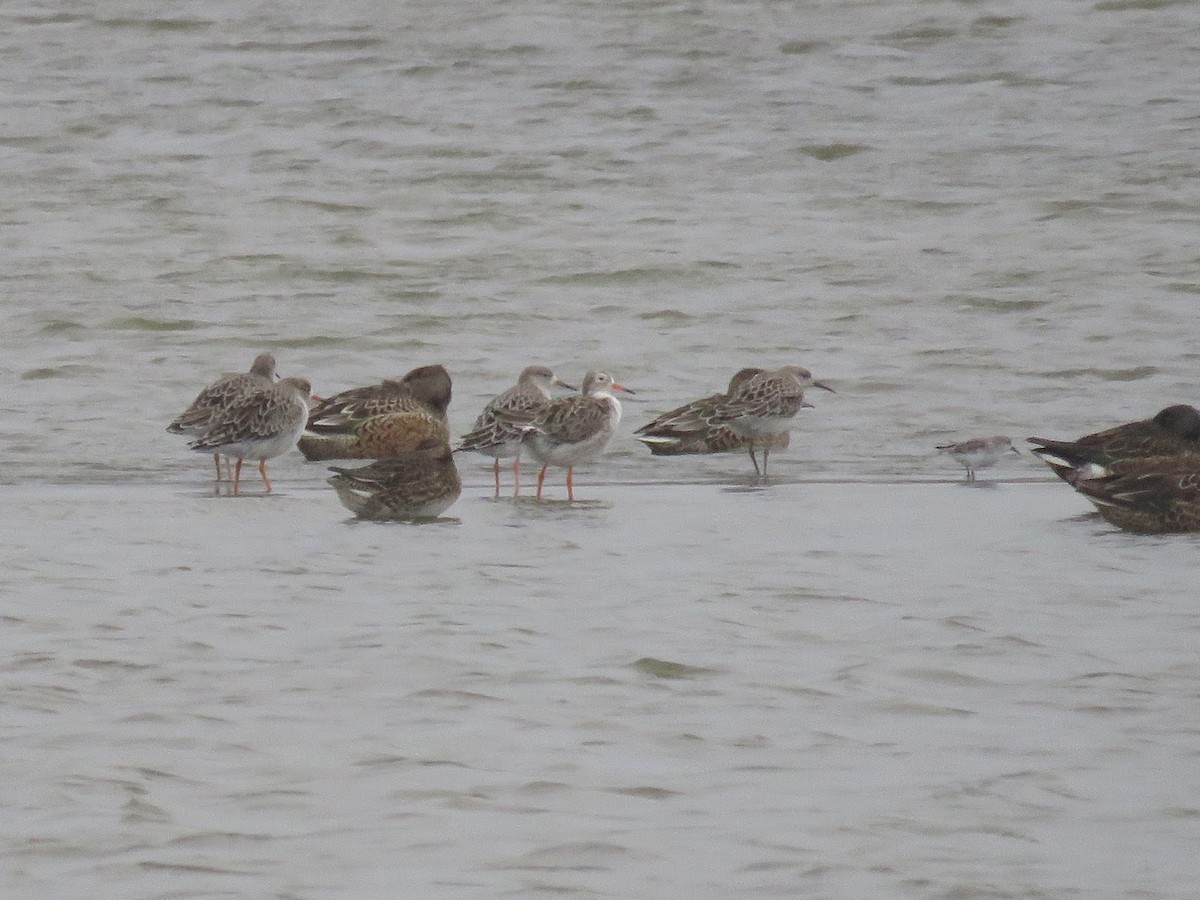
[327,439,462,519]
[457,365,575,496]
[703,365,834,477]
[518,371,634,501]
[167,351,280,482]
[636,367,790,456]
[299,364,452,461]
[188,376,313,495]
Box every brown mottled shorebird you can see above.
[1066,455,1200,534]
[327,439,462,520]
[707,365,834,477]
[516,371,634,501]
[1028,405,1200,483]
[635,367,795,460]
[936,435,1019,481]
[298,364,452,461]
[456,365,575,496]
[188,376,314,495]
[167,351,278,481]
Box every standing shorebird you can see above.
[635,367,796,459]
[188,376,314,495]
[707,365,834,477]
[1027,405,1200,483]
[297,364,452,461]
[167,351,279,481]
[936,435,1019,482]
[518,371,634,501]
[327,438,463,520]
[456,365,575,496]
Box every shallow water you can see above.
[5,480,1199,899]
[4,0,1200,896]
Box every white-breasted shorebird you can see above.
[456,365,575,496]
[167,351,278,481]
[635,367,796,460]
[188,376,314,495]
[936,435,1019,481]
[516,371,634,501]
[707,365,834,477]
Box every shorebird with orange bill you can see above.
[514,371,634,501]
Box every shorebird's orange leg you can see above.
[566,467,574,502]
[212,453,222,481]
[536,466,548,501]
[512,457,521,497]
[232,458,244,496]
[492,459,501,497]
[259,459,272,493]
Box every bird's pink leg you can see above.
[512,457,521,497]
[566,467,574,502]
[492,459,501,497]
[536,466,547,501]
[747,448,761,477]
[259,459,272,494]
[232,458,244,496]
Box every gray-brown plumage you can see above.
[298,364,452,461]
[167,351,278,480]
[327,439,462,520]
[1028,404,1200,483]
[188,376,313,495]
[706,365,835,477]
[1067,455,1200,533]
[635,367,793,459]
[457,365,575,496]
[935,436,1019,481]
[517,371,634,501]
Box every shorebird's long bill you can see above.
[813,381,835,393]
[554,378,577,391]
[610,382,635,394]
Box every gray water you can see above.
[3,1,1199,897]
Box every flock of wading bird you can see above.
[166,352,1200,533]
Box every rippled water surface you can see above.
[4,0,1199,897]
